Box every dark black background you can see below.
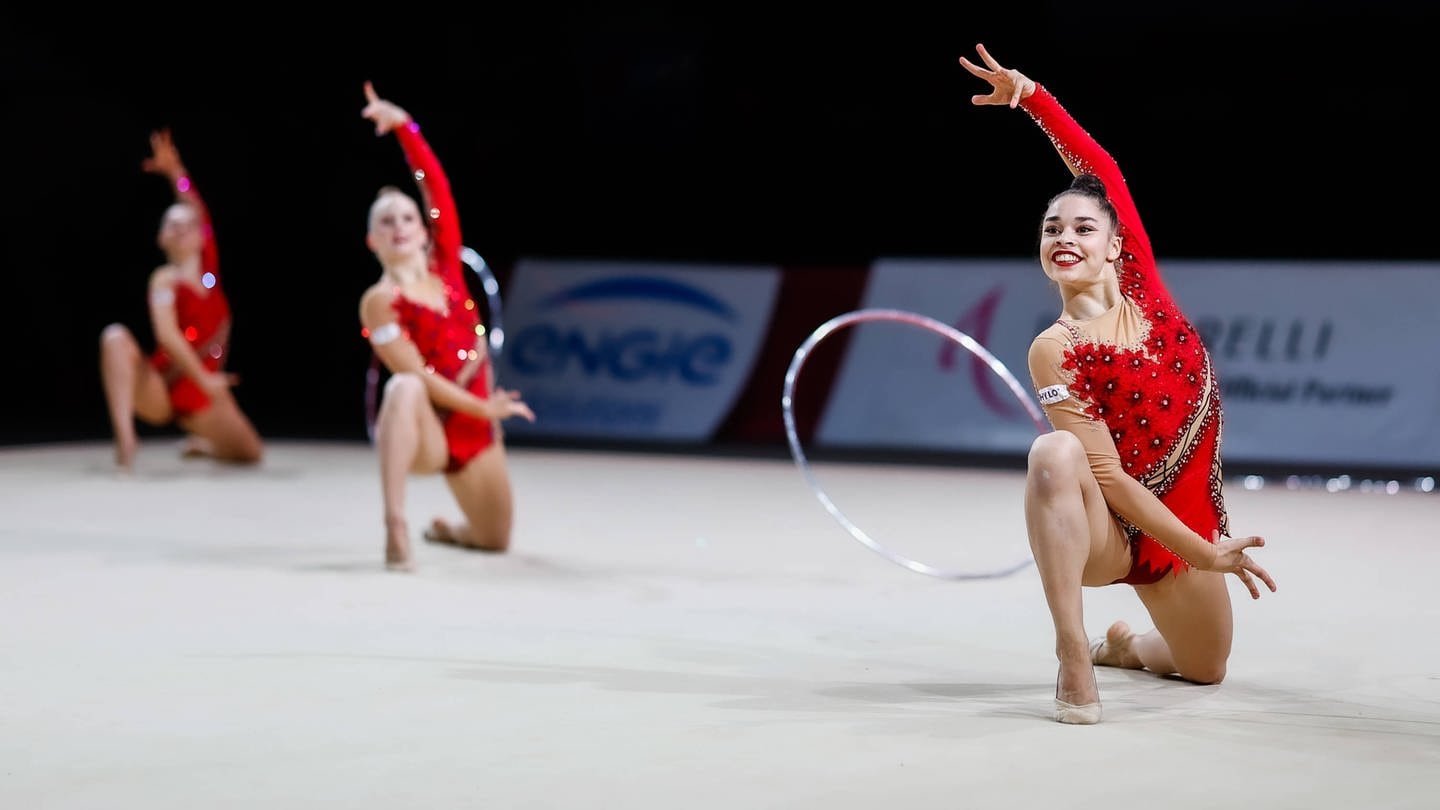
[2,2,1434,446]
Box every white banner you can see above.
[815,258,1055,454]
[816,258,1440,468]
[496,259,781,441]
[1166,261,1439,468]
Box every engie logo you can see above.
[508,277,736,384]
[497,260,781,441]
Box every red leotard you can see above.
[1022,85,1229,586]
[387,121,493,473]
[149,183,232,418]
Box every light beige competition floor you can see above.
[2,440,1437,808]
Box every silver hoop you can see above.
[460,246,505,358]
[782,308,1048,580]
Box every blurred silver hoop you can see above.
[781,308,1048,580]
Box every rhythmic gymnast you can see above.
[958,43,1277,724]
[356,82,535,572]
[99,128,264,471]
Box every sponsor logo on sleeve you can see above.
[1037,384,1070,405]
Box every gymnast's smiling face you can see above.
[366,188,430,268]
[1039,193,1121,289]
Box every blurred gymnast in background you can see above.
[356,82,535,572]
[99,128,264,472]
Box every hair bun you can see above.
[1071,174,1107,197]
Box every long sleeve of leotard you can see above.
[393,120,464,289]
[1019,84,1173,314]
[1028,334,1217,570]
[173,174,220,281]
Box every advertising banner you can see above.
[816,258,1440,468]
[496,258,782,441]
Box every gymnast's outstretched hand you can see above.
[957,42,1036,108]
[361,81,412,136]
[490,388,536,423]
[142,128,185,179]
[1209,529,1277,600]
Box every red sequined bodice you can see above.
[163,281,231,372]
[391,282,483,380]
[153,193,229,375]
[1056,268,1211,483]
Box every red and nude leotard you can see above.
[149,180,232,418]
[1022,85,1229,585]
[380,121,493,473]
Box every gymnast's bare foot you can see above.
[115,435,137,472]
[424,517,468,547]
[385,516,413,572]
[1054,642,1094,706]
[425,517,506,553]
[1092,621,1143,669]
[179,435,213,459]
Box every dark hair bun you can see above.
[1070,173,1107,197]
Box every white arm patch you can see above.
[369,322,402,346]
[1037,384,1070,405]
